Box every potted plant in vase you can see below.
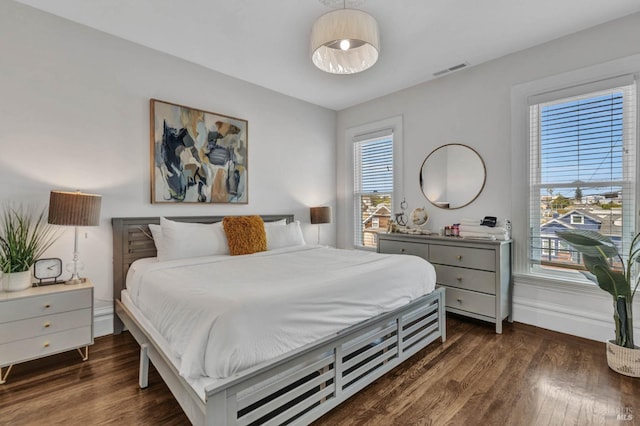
[0,205,59,292]
[557,229,640,377]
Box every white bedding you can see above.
[125,245,436,380]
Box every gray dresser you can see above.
[378,233,512,333]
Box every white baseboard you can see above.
[513,296,613,342]
[94,303,113,337]
[513,278,640,343]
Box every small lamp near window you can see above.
[48,190,102,284]
[310,206,332,245]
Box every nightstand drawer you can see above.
[0,308,92,344]
[444,287,495,318]
[434,265,496,294]
[0,326,92,366]
[0,289,91,323]
[429,245,495,271]
[378,239,429,259]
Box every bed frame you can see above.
[112,215,446,426]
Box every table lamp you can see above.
[310,206,331,245]
[48,190,102,284]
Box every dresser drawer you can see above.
[0,326,92,366]
[0,289,91,323]
[429,245,495,271]
[444,287,495,318]
[379,239,429,260]
[434,265,496,295]
[0,308,92,344]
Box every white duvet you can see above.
[126,246,436,380]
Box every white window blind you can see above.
[354,135,393,248]
[529,78,636,275]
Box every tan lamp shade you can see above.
[310,206,332,225]
[310,9,380,74]
[48,191,102,226]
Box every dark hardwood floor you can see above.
[1,315,638,425]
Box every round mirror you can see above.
[419,144,486,209]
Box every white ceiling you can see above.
[13,0,640,111]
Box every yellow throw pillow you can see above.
[222,215,267,256]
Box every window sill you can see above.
[513,272,604,296]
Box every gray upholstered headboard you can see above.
[111,214,294,308]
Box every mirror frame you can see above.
[419,143,486,210]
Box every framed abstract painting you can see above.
[150,99,248,203]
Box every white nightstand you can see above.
[0,280,94,384]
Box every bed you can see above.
[112,215,446,426]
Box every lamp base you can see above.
[65,277,86,285]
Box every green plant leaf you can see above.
[584,254,630,298]
[0,204,61,274]
[557,229,619,258]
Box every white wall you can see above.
[0,1,337,336]
[337,12,640,342]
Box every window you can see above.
[529,79,636,275]
[354,135,393,248]
[570,214,584,225]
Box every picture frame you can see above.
[150,99,248,204]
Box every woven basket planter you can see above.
[606,341,640,377]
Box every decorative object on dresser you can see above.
[557,229,640,377]
[0,280,94,384]
[48,190,102,284]
[150,99,248,204]
[33,258,63,285]
[0,205,60,292]
[420,144,486,209]
[378,233,512,333]
[310,206,332,244]
[457,218,511,241]
[409,207,431,234]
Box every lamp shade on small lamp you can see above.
[48,191,101,226]
[48,191,102,284]
[310,206,332,225]
[310,206,331,245]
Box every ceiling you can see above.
[13,0,640,111]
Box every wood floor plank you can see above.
[1,315,638,425]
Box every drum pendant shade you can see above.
[310,9,380,74]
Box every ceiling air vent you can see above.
[433,62,469,77]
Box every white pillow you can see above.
[264,218,287,228]
[148,224,162,252]
[158,217,229,261]
[266,221,306,250]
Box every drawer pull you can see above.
[44,304,51,309]
[457,298,463,303]
[456,276,463,281]
[456,255,463,260]
[44,322,51,328]
[400,248,405,253]
[43,342,50,348]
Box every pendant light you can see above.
[310,1,380,74]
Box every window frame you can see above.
[353,136,394,249]
[511,56,640,288]
[529,82,636,278]
[345,116,404,251]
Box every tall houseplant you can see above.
[557,229,640,376]
[0,205,59,291]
